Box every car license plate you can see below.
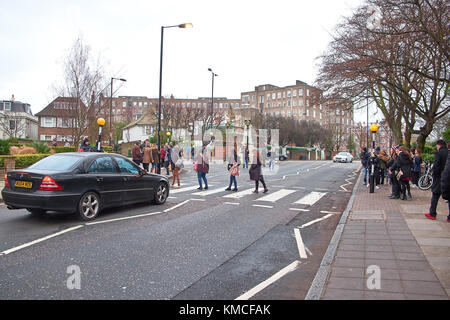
[15,181,32,188]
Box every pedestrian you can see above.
[169,143,175,173]
[360,147,370,185]
[243,147,249,169]
[163,144,170,176]
[151,143,159,173]
[249,149,268,194]
[52,137,57,147]
[267,148,274,170]
[440,142,450,222]
[425,140,448,220]
[171,145,183,188]
[225,145,239,192]
[64,139,70,147]
[132,141,143,167]
[194,145,209,190]
[387,146,401,199]
[79,138,91,152]
[142,140,152,172]
[377,149,389,185]
[412,149,422,188]
[390,146,413,200]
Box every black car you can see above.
[2,152,169,221]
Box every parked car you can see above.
[279,147,288,161]
[2,152,169,221]
[333,152,353,163]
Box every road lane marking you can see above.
[320,210,341,214]
[235,261,302,300]
[163,200,190,213]
[252,204,273,209]
[299,214,333,228]
[225,202,240,205]
[255,189,296,202]
[289,208,310,212]
[85,211,163,225]
[223,188,254,199]
[294,228,308,259]
[0,225,83,256]
[293,191,327,206]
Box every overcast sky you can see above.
[1,0,376,121]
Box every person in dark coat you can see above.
[425,140,448,220]
[390,146,413,200]
[132,141,143,167]
[412,149,423,187]
[387,146,401,199]
[79,138,91,152]
[440,144,450,222]
[249,149,268,193]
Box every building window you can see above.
[4,102,11,111]
[299,100,304,107]
[306,109,309,117]
[306,100,309,107]
[293,100,297,107]
[272,93,276,100]
[293,90,297,97]
[42,117,55,127]
[277,92,281,99]
[9,120,16,130]
[123,101,126,108]
[299,88,303,96]
[287,90,291,98]
[267,93,271,100]
[307,89,310,96]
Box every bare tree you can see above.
[0,112,28,139]
[54,36,109,147]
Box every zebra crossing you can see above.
[168,184,327,208]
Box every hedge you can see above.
[0,154,50,168]
[51,146,77,153]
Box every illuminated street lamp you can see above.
[96,118,106,152]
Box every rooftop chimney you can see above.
[11,94,15,101]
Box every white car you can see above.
[333,152,353,163]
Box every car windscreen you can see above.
[28,155,83,171]
[338,153,347,156]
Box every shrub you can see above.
[422,153,435,163]
[103,146,113,153]
[32,141,51,154]
[51,146,77,153]
[0,139,10,155]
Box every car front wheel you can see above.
[78,192,101,221]
[154,182,168,205]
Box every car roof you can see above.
[53,152,125,158]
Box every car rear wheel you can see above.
[153,182,168,205]
[78,192,101,221]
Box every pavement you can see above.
[313,172,450,300]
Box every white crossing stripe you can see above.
[252,204,273,209]
[293,191,327,206]
[223,188,254,199]
[255,189,296,202]
[170,184,214,194]
[192,187,227,196]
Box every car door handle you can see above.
[96,178,104,182]
[122,177,128,181]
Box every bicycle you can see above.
[418,161,433,190]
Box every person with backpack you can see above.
[249,149,268,194]
[194,145,209,190]
[390,146,413,200]
[225,146,239,192]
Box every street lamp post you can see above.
[96,118,106,152]
[369,123,379,193]
[157,22,193,174]
[245,119,251,150]
[110,77,126,146]
[208,68,218,130]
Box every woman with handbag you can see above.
[225,147,239,192]
[390,146,413,200]
[172,145,183,188]
[249,149,268,194]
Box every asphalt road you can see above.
[0,160,360,299]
